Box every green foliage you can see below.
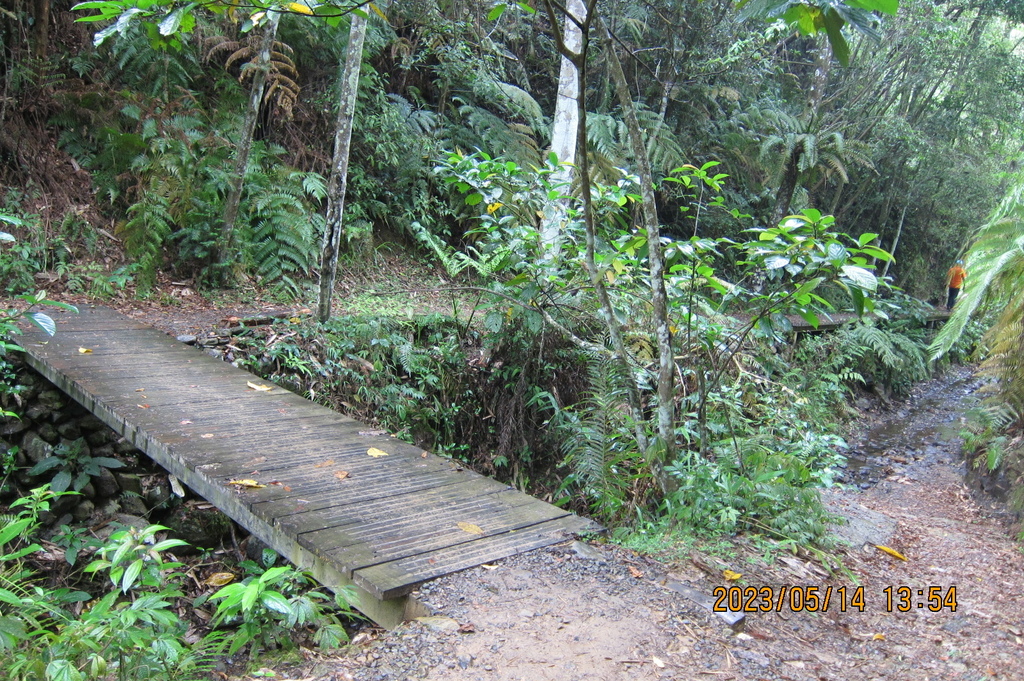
[113,109,322,293]
[27,437,126,494]
[206,555,354,657]
[555,359,652,523]
[1,491,224,681]
[800,319,928,397]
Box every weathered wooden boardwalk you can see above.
[790,308,949,333]
[20,305,599,627]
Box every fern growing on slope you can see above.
[556,358,650,522]
[243,165,325,297]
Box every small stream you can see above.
[837,366,980,489]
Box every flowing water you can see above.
[837,366,980,489]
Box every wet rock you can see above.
[25,404,51,421]
[120,494,148,516]
[22,432,53,465]
[177,334,198,345]
[164,503,233,551]
[114,472,144,496]
[77,415,107,432]
[145,481,172,510]
[571,541,604,560]
[57,422,82,440]
[72,499,95,522]
[86,429,116,447]
[37,389,65,413]
[92,467,121,497]
[0,416,28,436]
[114,439,138,455]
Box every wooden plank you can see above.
[354,516,600,599]
[17,305,603,625]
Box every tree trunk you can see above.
[317,11,368,322]
[600,18,675,494]
[881,202,908,279]
[540,0,586,256]
[542,0,649,456]
[217,10,282,273]
[31,0,49,59]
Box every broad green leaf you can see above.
[241,584,261,612]
[465,193,483,206]
[860,245,894,262]
[52,470,72,493]
[764,255,790,270]
[260,590,294,615]
[46,659,84,681]
[158,6,187,36]
[858,232,879,247]
[151,538,189,552]
[841,264,878,292]
[0,517,32,547]
[823,10,850,66]
[121,559,143,593]
[516,1,536,14]
[488,4,506,21]
[28,456,61,476]
[848,0,897,14]
[26,311,56,336]
[0,614,27,640]
[368,2,388,20]
[799,310,820,328]
[0,588,22,606]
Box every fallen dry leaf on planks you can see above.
[227,479,266,489]
[334,470,349,481]
[367,447,389,458]
[78,347,92,354]
[246,381,273,392]
[457,521,484,535]
[314,459,335,468]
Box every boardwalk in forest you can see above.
[19,305,600,627]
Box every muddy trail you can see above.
[262,365,1024,681]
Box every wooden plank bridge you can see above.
[19,305,600,627]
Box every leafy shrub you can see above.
[204,553,354,657]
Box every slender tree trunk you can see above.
[30,0,49,59]
[317,11,368,322]
[540,0,586,256]
[600,18,675,494]
[881,202,908,278]
[542,0,649,456]
[217,10,282,272]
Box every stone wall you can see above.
[1,358,236,550]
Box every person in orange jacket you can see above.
[946,260,967,310]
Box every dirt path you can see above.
[276,367,1023,681]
